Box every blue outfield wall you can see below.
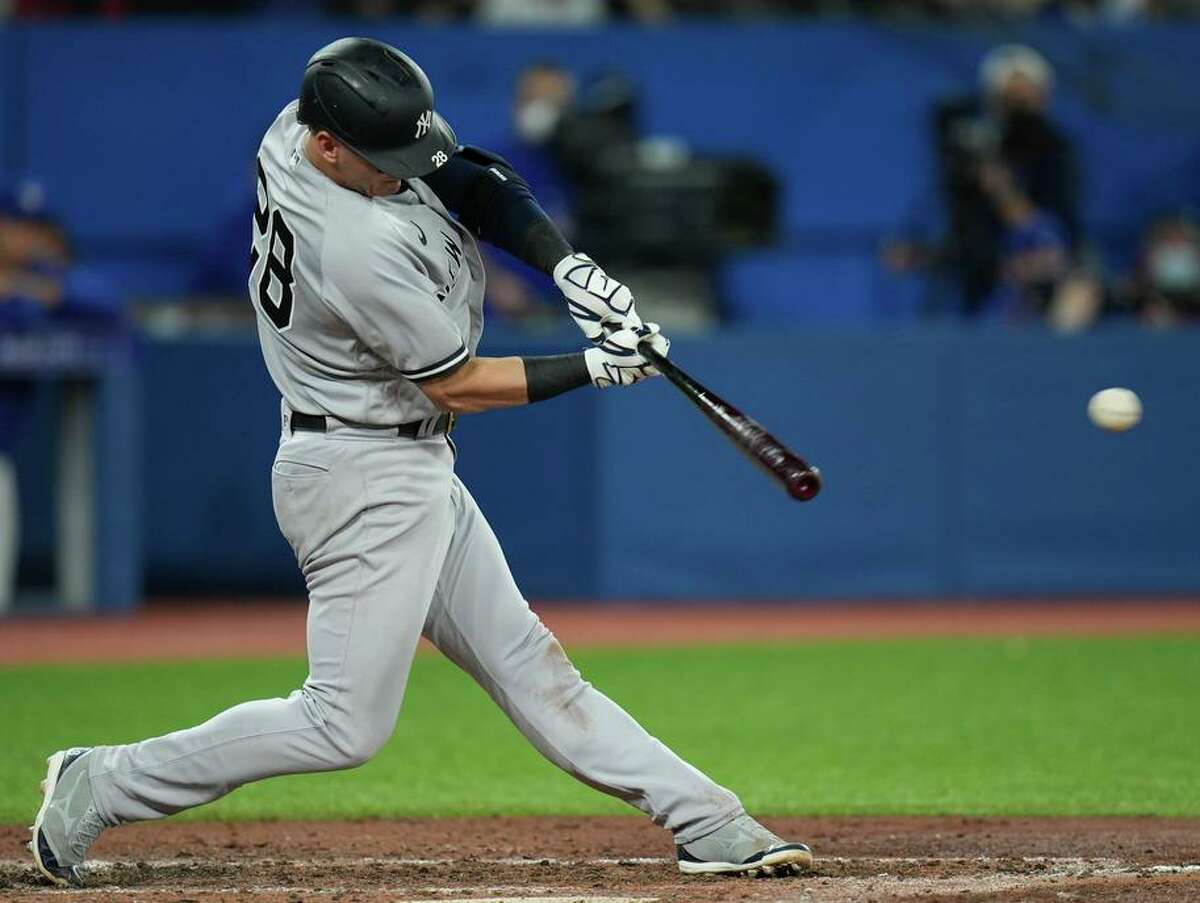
[585,327,1200,599]
[15,325,1200,600]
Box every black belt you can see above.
[290,411,455,439]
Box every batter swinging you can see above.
[30,38,812,885]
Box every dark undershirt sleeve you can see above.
[422,146,573,275]
[523,352,591,403]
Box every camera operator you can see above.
[886,44,1084,319]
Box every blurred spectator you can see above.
[0,181,122,609]
[861,0,1200,19]
[1120,212,1200,326]
[977,167,1101,328]
[10,0,253,14]
[0,185,68,317]
[322,0,475,17]
[0,188,125,325]
[481,62,579,321]
[507,61,577,217]
[477,0,670,24]
[1083,0,1200,19]
[885,44,1085,320]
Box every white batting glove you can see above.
[554,252,643,343]
[583,323,670,389]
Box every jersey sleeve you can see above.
[324,210,469,384]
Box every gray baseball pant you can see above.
[0,455,16,612]
[86,419,744,844]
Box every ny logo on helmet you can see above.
[415,110,433,139]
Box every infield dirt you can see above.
[2,815,1198,902]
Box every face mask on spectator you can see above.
[516,99,562,145]
[1150,245,1200,296]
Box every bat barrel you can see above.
[785,465,822,501]
[639,339,823,503]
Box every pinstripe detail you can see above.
[403,344,469,383]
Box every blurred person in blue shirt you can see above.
[0,181,122,610]
[480,62,578,323]
[975,158,1101,328]
[985,207,1069,321]
[0,183,121,326]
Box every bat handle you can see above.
[639,339,701,399]
[639,339,667,365]
[639,339,680,382]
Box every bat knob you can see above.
[787,467,822,502]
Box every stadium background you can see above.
[2,8,1200,903]
[6,18,1200,605]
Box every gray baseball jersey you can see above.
[252,102,484,425]
[80,101,745,852]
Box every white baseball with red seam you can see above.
[1087,387,1142,432]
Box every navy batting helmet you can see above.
[297,37,457,180]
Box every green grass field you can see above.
[2,636,1198,823]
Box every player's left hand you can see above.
[553,252,643,343]
[583,322,669,389]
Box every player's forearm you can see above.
[419,357,529,414]
[419,353,594,414]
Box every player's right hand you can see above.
[583,323,669,389]
[553,253,643,343]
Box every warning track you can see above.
[3,599,1199,664]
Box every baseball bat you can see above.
[638,340,822,502]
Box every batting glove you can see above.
[583,323,669,389]
[554,252,643,343]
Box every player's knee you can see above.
[335,733,384,769]
[299,685,392,770]
[318,718,390,770]
[327,702,396,767]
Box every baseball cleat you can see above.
[676,814,813,877]
[30,748,102,887]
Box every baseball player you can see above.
[30,37,812,885]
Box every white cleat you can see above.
[677,815,813,877]
[30,748,99,887]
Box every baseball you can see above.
[1087,387,1142,432]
